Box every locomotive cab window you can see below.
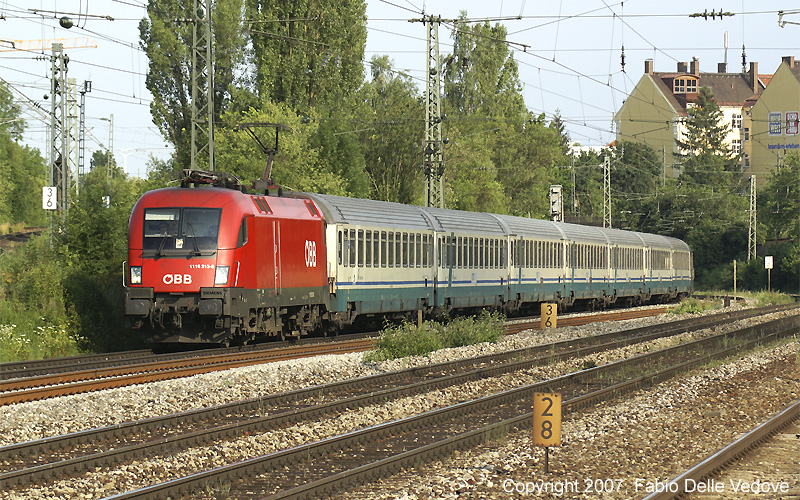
[143,207,221,255]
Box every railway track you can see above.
[643,399,800,500]
[0,307,669,405]
[91,312,799,499]
[0,338,375,406]
[1,303,795,495]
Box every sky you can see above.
[1,1,797,179]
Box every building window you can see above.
[673,78,698,94]
[731,139,741,153]
[731,114,742,129]
[744,128,750,141]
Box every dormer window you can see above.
[674,77,698,94]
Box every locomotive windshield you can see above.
[142,207,221,255]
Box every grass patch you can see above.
[751,291,795,307]
[364,311,506,362]
[667,297,719,315]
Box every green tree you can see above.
[0,82,47,226]
[676,86,739,188]
[549,110,571,156]
[214,100,350,195]
[610,141,661,229]
[245,0,367,110]
[357,56,424,204]
[444,16,524,118]
[57,156,146,351]
[759,151,800,292]
[139,0,247,169]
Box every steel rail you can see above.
[641,399,800,500]
[1,304,787,459]
[0,339,375,405]
[0,313,721,486]
[99,315,799,500]
[1,303,794,488]
[1,331,379,381]
[267,318,800,500]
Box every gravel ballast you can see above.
[1,305,797,499]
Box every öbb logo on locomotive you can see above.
[163,274,192,285]
[305,240,317,268]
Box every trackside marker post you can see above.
[533,392,562,473]
[541,303,557,329]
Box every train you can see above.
[124,169,694,345]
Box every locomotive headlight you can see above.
[214,266,229,285]
[130,266,142,285]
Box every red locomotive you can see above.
[125,170,329,345]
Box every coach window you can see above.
[395,232,401,267]
[371,231,379,267]
[402,233,409,267]
[415,234,421,267]
[529,241,534,268]
[358,230,365,267]
[348,230,356,267]
[386,232,394,267]
[411,233,417,267]
[412,233,418,267]
[380,231,387,267]
[365,231,372,267]
[423,235,430,267]
[337,230,343,266]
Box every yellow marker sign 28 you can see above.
[533,392,562,447]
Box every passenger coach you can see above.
[306,193,693,321]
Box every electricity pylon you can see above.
[410,15,451,208]
[190,0,215,171]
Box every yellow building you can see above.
[614,57,779,182]
[748,56,800,186]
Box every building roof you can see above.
[652,71,764,110]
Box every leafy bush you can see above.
[0,233,69,326]
[667,297,719,315]
[365,311,505,362]
[439,311,505,348]
[0,323,85,361]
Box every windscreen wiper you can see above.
[186,221,202,256]
[156,232,169,258]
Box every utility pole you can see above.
[66,78,79,200]
[78,80,91,188]
[603,155,611,228]
[190,0,215,171]
[748,175,757,260]
[49,42,70,218]
[410,15,451,208]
